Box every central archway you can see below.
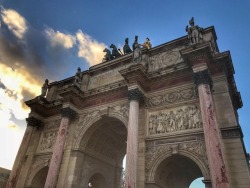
[78,116,127,188]
[154,155,203,188]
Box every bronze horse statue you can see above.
[103,48,112,62]
[110,44,122,58]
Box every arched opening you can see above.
[189,177,205,188]
[30,166,48,188]
[88,173,108,188]
[79,116,127,188]
[154,155,204,188]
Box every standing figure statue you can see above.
[41,79,49,97]
[142,37,152,49]
[74,67,82,88]
[103,48,112,62]
[132,35,142,64]
[132,35,139,50]
[110,44,122,58]
[123,38,132,54]
[185,17,203,45]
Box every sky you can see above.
[0,0,249,187]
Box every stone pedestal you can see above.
[6,117,42,188]
[44,107,76,188]
[194,70,229,188]
[125,88,143,188]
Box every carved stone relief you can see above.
[145,141,209,181]
[146,87,197,108]
[108,104,129,120]
[148,104,202,135]
[148,47,184,72]
[39,131,57,151]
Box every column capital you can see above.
[26,117,43,128]
[128,88,144,102]
[193,69,213,88]
[61,107,77,120]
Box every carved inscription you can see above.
[148,104,202,135]
[146,87,197,108]
[148,47,184,72]
[88,65,129,89]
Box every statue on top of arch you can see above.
[186,17,203,45]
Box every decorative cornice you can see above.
[61,107,77,120]
[26,117,43,128]
[128,88,144,102]
[193,69,213,88]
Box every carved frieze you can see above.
[148,47,184,72]
[39,131,57,151]
[148,104,202,135]
[146,87,197,108]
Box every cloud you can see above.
[45,28,76,49]
[1,9,27,39]
[0,8,108,169]
[76,30,106,66]
[0,8,107,128]
[0,63,41,122]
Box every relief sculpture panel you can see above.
[148,47,184,72]
[39,131,57,152]
[148,104,202,135]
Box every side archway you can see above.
[146,146,210,187]
[30,166,49,188]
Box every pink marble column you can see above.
[194,70,229,188]
[6,117,42,188]
[125,88,142,188]
[44,107,76,188]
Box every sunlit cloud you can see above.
[1,9,27,39]
[76,30,106,66]
[45,28,76,49]
[0,63,41,124]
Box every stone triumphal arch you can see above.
[6,20,250,188]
